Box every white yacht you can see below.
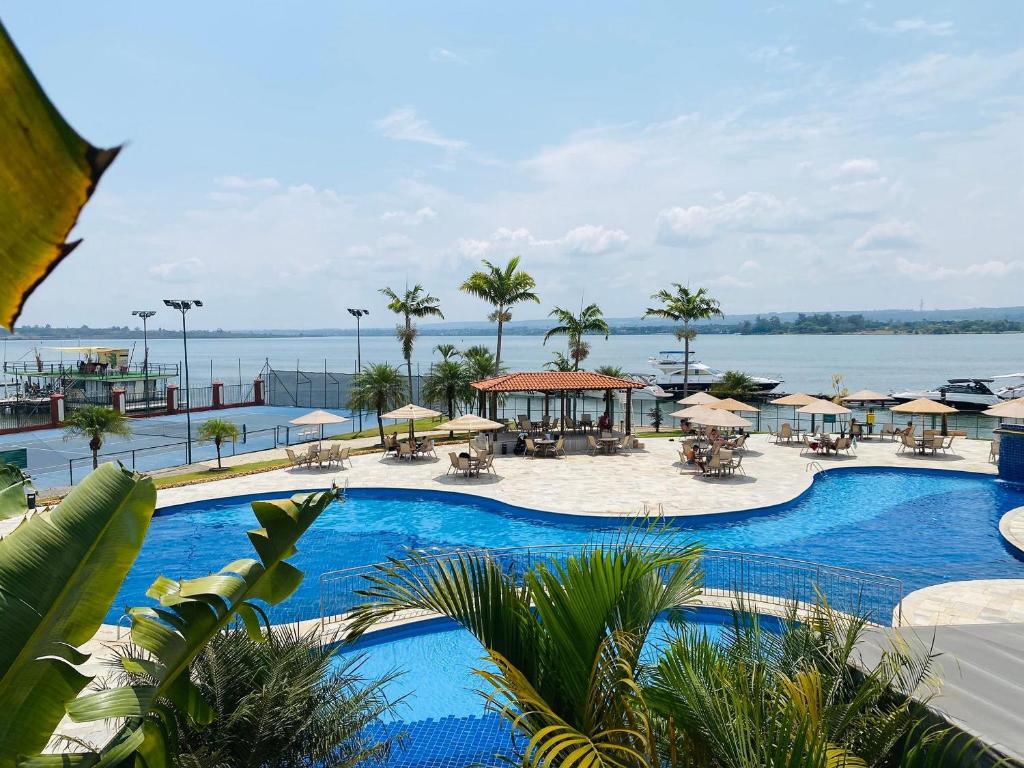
[640,351,782,396]
[890,379,1003,411]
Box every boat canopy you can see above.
[44,346,123,354]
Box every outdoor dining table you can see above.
[534,438,557,457]
[597,436,619,454]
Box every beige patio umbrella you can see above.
[381,403,442,445]
[443,413,504,454]
[288,409,351,448]
[709,397,760,413]
[890,398,958,436]
[685,405,752,430]
[841,390,892,403]
[676,391,720,406]
[670,404,714,420]
[983,397,1024,421]
[796,398,852,433]
[770,392,818,431]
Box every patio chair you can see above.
[896,432,917,454]
[457,455,476,478]
[729,434,748,453]
[447,452,460,475]
[941,435,957,454]
[563,416,576,432]
[326,443,341,467]
[552,437,566,458]
[834,436,855,456]
[618,433,632,454]
[880,423,897,441]
[990,435,999,463]
[719,448,734,475]
[801,433,819,455]
[396,441,414,461]
[776,423,794,444]
[930,436,944,455]
[703,450,722,478]
[729,453,746,476]
[580,414,593,432]
[285,448,304,468]
[587,435,600,456]
[383,434,399,457]
[524,437,538,459]
[480,453,496,474]
[421,438,438,458]
[337,446,353,469]
[517,415,533,433]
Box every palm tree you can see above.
[380,284,444,400]
[459,256,539,377]
[543,303,610,370]
[196,417,240,469]
[346,539,703,767]
[62,404,132,469]
[422,359,472,434]
[347,363,406,446]
[434,343,459,362]
[122,625,400,768]
[644,284,723,397]
[461,345,500,416]
[594,364,627,421]
[544,351,574,372]
[709,370,757,400]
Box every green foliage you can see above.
[380,284,444,399]
[0,463,156,764]
[422,360,472,424]
[61,489,338,767]
[63,405,132,469]
[196,418,240,469]
[434,342,459,361]
[459,256,540,374]
[0,461,31,520]
[346,538,703,767]
[0,21,120,330]
[647,402,664,432]
[347,363,407,446]
[709,371,758,399]
[120,625,400,768]
[644,285,723,397]
[544,303,610,370]
[544,351,574,372]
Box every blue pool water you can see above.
[110,467,1024,624]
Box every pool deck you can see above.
[897,580,1024,626]
[153,432,997,518]
[999,506,1024,557]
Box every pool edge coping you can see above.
[998,505,1024,559]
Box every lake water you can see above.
[4,332,1023,394]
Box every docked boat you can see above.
[638,351,782,396]
[890,379,1003,411]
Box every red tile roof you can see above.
[471,371,644,392]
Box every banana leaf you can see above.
[0,21,121,329]
[51,489,338,767]
[0,463,156,765]
[0,461,31,520]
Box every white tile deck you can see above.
[897,579,1024,626]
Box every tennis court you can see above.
[0,405,357,491]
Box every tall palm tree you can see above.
[380,284,444,400]
[346,539,703,767]
[543,303,610,370]
[62,404,131,469]
[434,342,459,362]
[594,364,627,420]
[459,256,540,377]
[422,359,472,434]
[347,363,406,446]
[122,625,399,768]
[644,284,723,397]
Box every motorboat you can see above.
[992,372,1024,400]
[639,351,782,396]
[890,379,1003,411]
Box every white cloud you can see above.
[852,220,920,251]
[561,225,630,255]
[859,17,956,37]
[380,206,438,225]
[455,237,492,260]
[374,107,468,150]
[895,257,1024,280]
[430,47,467,65]
[376,233,414,251]
[829,158,881,179]
[213,175,280,190]
[148,257,206,283]
[657,193,811,247]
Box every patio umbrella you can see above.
[841,389,892,403]
[442,413,504,454]
[770,392,817,432]
[890,398,958,436]
[678,405,752,429]
[983,397,1024,421]
[288,409,351,448]
[676,391,720,406]
[708,397,760,413]
[381,403,442,445]
[796,398,852,433]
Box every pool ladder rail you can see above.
[806,460,824,474]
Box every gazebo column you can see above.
[544,393,550,421]
[478,389,486,417]
[560,390,566,437]
[488,392,498,421]
[624,388,632,435]
[605,388,613,424]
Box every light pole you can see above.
[163,299,202,464]
[347,308,369,432]
[131,310,156,410]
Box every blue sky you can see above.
[5,2,1022,328]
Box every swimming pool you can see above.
[338,607,784,768]
[108,467,1024,624]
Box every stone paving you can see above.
[154,432,996,517]
[897,580,1024,626]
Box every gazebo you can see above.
[471,371,645,436]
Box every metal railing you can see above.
[3,361,178,378]
[319,545,904,629]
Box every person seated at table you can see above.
[708,427,720,443]
[901,421,915,437]
[597,411,611,432]
[848,417,860,437]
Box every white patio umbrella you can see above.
[796,398,852,433]
[983,397,1024,422]
[677,405,752,430]
[288,409,351,448]
[770,392,818,431]
[381,403,442,445]
[442,413,504,454]
[676,391,720,406]
[708,397,760,413]
[890,398,958,436]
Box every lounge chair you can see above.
[990,436,999,463]
[552,437,565,458]
[524,437,538,459]
[729,434,748,453]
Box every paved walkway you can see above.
[155,433,995,516]
[897,580,1024,626]
[999,506,1024,557]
